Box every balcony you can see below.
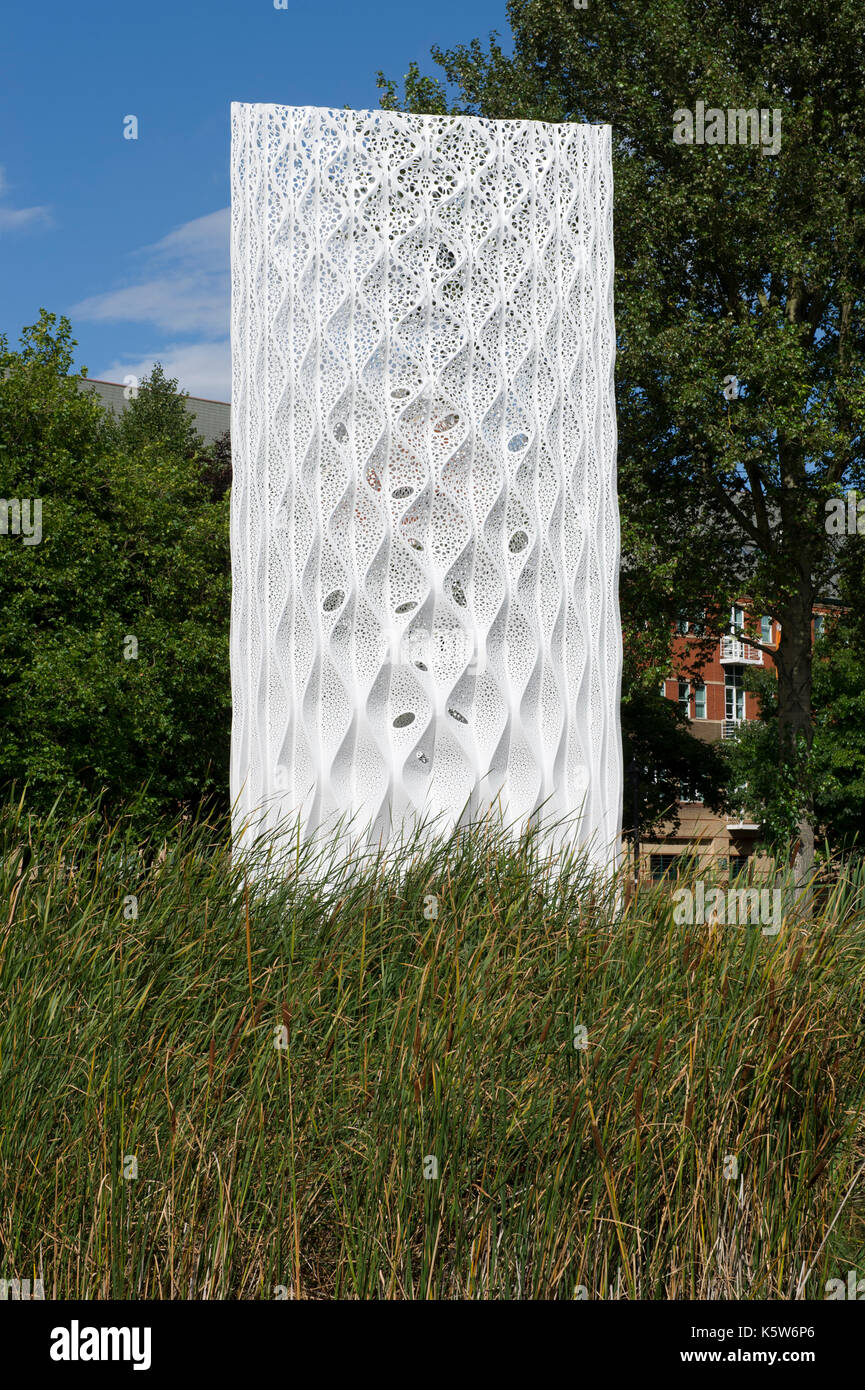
[722,718,744,739]
[720,635,763,665]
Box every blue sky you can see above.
[2,0,511,400]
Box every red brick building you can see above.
[642,602,832,879]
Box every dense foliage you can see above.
[0,313,231,823]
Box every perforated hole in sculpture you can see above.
[230,102,621,871]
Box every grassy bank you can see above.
[1,795,864,1299]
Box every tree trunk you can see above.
[774,574,815,896]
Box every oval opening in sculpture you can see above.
[393,712,415,728]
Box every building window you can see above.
[730,604,744,634]
[761,615,772,643]
[676,616,689,634]
[725,667,745,722]
[729,855,750,879]
[650,854,676,881]
[677,680,691,715]
[694,682,706,719]
[814,614,825,637]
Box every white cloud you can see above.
[145,207,229,263]
[75,276,227,337]
[0,165,50,231]
[73,207,231,399]
[73,208,229,337]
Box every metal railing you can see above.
[720,635,763,664]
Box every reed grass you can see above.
[1,792,864,1299]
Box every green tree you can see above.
[810,624,865,850]
[114,360,204,460]
[0,313,231,822]
[379,0,865,883]
[622,691,728,846]
[201,428,232,503]
[725,614,865,854]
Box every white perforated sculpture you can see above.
[230,102,621,871]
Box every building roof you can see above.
[76,377,231,445]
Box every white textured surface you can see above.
[230,102,621,868]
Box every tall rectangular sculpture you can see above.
[230,102,621,870]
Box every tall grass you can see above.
[1,792,864,1299]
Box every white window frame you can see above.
[725,666,745,722]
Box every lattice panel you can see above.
[230,102,621,869]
